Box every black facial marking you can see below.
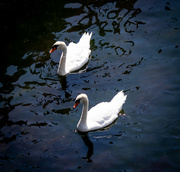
[52,45,58,49]
[75,99,81,104]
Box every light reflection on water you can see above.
[0,0,180,171]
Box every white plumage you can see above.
[49,32,92,76]
[73,91,127,132]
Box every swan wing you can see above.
[87,102,119,131]
[86,91,127,131]
[65,33,92,73]
[66,42,90,72]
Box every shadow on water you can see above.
[76,115,124,163]
[78,132,94,162]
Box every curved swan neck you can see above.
[57,41,67,55]
[80,97,89,124]
[56,42,67,76]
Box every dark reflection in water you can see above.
[0,0,180,171]
[77,120,121,163]
[78,132,94,162]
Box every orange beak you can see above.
[49,47,56,53]
[73,101,80,109]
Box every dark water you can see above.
[1,0,180,171]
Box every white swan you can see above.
[73,91,127,132]
[49,32,92,76]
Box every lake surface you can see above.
[1,0,180,171]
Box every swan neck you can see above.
[80,98,89,124]
[57,43,67,75]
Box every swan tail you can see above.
[110,91,127,111]
[79,32,92,48]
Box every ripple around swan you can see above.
[0,0,180,171]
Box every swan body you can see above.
[49,32,92,76]
[73,91,127,132]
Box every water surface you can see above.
[0,0,180,171]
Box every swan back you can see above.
[86,91,127,131]
[65,32,92,73]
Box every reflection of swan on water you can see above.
[77,121,124,163]
[49,32,92,76]
[73,91,127,132]
[78,132,93,162]
[58,75,67,90]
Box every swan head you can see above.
[49,41,66,53]
[73,94,88,109]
